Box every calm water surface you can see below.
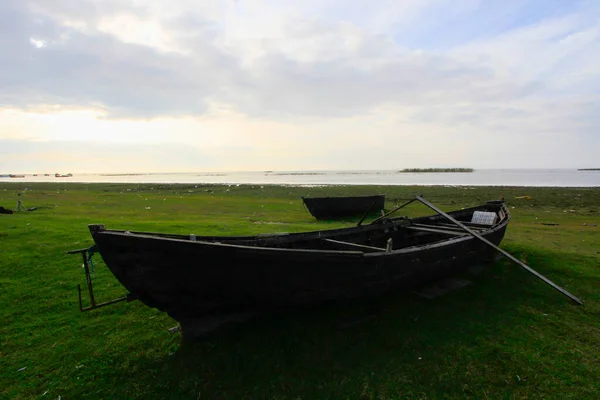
[2,169,599,187]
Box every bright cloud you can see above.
[0,0,599,173]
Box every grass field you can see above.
[1,182,599,399]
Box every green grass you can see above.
[1,183,599,399]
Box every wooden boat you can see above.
[9,174,25,178]
[81,200,511,339]
[302,194,385,220]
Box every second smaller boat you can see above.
[302,194,385,220]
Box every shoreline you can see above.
[2,169,598,187]
[1,181,599,189]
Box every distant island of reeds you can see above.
[398,168,475,173]
[578,168,600,171]
[265,172,325,176]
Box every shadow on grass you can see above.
[74,248,592,399]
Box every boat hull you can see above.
[89,202,509,337]
[302,195,385,220]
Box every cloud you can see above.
[0,0,599,170]
[1,0,595,120]
[1,1,242,118]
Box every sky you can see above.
[1,0,599,173]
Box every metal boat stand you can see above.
[68,246,137,311]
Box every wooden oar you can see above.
[415,196,584,305]
[369,197,418,225]
[357,201,378,226]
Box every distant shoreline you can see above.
[1,169,598,187]
[265,172,326,176]
[100,173,145,176]
[578,168,600,171]
[398,168,474,173]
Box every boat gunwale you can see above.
[97,230,366,257]
[301,194,386,200]
[92,203,510,257]
[102,203,502,241]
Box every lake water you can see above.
[2,169,600,187]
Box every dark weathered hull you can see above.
[302,195,385,219]
[89,202,509,336]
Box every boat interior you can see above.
[109,201,508,254]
